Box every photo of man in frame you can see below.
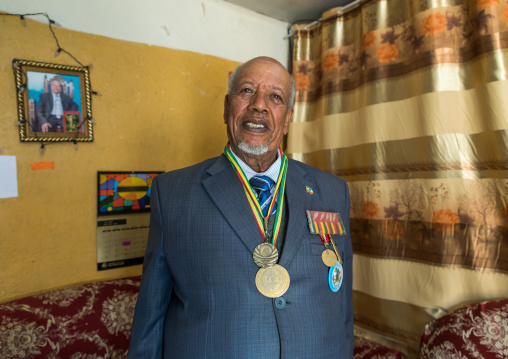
[27,72,82,133]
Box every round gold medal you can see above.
[253,242,279,268]
[322,248,338,267]
[255,264,290,298]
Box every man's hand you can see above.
[41,123,52,132]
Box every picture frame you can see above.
[97,171,164,216]
[13,59,93,142]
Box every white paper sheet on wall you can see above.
[0,156,18,199]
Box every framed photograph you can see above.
[13,59,93,142]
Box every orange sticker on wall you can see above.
[31,162,55,170]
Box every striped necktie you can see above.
[249,175,276,216]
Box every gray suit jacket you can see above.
[36,92,78,126]
[128,155,353,358]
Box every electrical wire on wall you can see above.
[1,12,88,67]
[2,11,101,152]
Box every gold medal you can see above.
[255,264,290,298]
[322,248,337,267]
[253,242,279,268]
[223,147,290,297]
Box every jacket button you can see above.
[275,297,286,309]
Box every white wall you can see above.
[1,0,290,66]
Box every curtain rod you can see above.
[304,0,362,29]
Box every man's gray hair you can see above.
[227,64,297,110]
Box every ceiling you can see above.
[223,0,357,24]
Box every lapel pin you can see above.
[306,186,314,195]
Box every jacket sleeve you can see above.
[128,176,173,359]
[341,180,354,358]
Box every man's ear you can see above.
[283,108,293,135]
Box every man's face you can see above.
[50,80,62,94]
[224,58,293,159]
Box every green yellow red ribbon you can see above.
[224,145,288,246]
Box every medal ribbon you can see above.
[319,234,330,245]
[224,145,288,246]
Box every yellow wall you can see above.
[0,15,237,302]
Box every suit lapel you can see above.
[203,156,327,267]
[49,93,54,113]
[279,160,324,268]
[61,94,69,108]
[202,155,262,253]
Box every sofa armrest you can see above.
[419,298,508,358]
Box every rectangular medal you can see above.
[306,210,346,235]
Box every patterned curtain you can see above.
[288,0,508,355]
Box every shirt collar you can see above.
[229,147,281,183]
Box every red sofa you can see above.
[0,275,405,358]
[0,276,141,358]
[420,298,508,358]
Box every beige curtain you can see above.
[288,0,508,355]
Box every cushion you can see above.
[0,276,141,358]
[419,298,508,358]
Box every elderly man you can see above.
[128,56,353,358]
[36,76,78,132]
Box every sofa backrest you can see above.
[0,276,141,358]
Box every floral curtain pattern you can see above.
[288,0,508,353]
